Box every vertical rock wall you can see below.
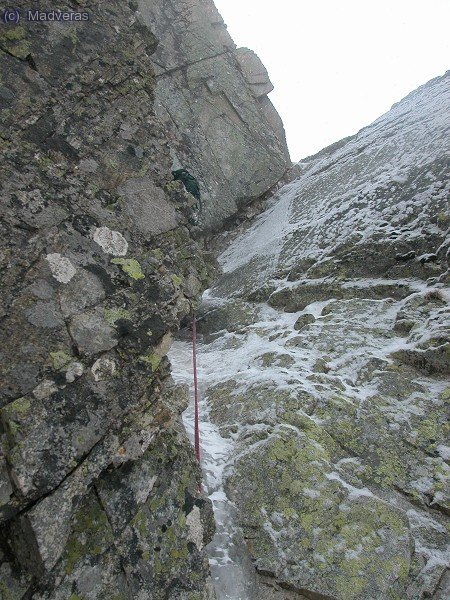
[0,2,219,597]
[138,0,291,230]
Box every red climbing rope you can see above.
[192,313,201,492]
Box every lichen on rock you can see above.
[0,1,227,596]
[185,70,450,599]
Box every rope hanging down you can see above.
[192,313,201,492]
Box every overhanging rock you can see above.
[138,0,291,230]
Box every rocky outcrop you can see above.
[189,72,450,599]
[138,0,291,230]
[2,0,448,597]
[0,1,223,597]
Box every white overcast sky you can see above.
[213,0,450,161]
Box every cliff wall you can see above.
[139,0,291,230]
[0,1,288,597]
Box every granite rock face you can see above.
[190,72,450,599]
[138,0,291,230]
[0,1,222,597]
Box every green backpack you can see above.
[172,169,201,206]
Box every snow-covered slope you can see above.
[170,72,450,599]
[217,71,449,299]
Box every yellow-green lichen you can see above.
[151,248,163,261]
[231,427,412,600]
[131,509,148,538]
[64,494,113,575]
[169,547,189,561]
[437,212,449,226]
[165,181,183,192]
[1,26,26,41]
[50,350,72,371]
[335,574,366,599]
[415,412,448,452]
[441,387,450,401]
[171,274,183,287]
[104,308,131,326]
[0,26,31,58]
[111,258,145,280]
[138,354,161,371]
[374,448,406,487]
[3,396,31,417]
